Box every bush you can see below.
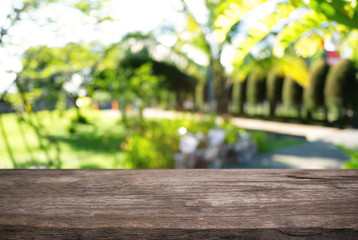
[325,59,358,111]
[266,69,284,116]
[282,77,303,108]
[238,78,247,114]
[123,118,246,169]
[338,145,358,169]
[305,59,329,110]
[231,78,247,114]
[246,70,266,106]
[124,118,214,169]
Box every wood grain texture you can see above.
[0,169,357,239]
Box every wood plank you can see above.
[0,170,357,239]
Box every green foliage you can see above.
[129,63,162,107]
[220,121,243,144]
[273,10,325,58]
[246,70,266,105]
[325,59,358,109]
[79,162,105,169]
[231,78,247,114]
[305,59,330,110]
[123,118,214,169]
[309,0,358,29]
[213,0,269,43]
[250,131,305,153]
[249,131,267,152]
[282,76,303,108]
[22,43,98,80]
[337,145,358,169]
[239,80,247,113]
[231,3,294,68]
[73,113,90,125]
[19,43,100,114]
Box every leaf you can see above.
[232,3,294,68]
[213,0,269,43]
[273,10,325,57]
[294,34,324,58]
[309,0,358,29]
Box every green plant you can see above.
[246,69,266,106]
[80,162,106,169]
[249,131,267,152]
[306,59,329,109]
[337,145,358,169]
[282,76,303,110]
[220,121,243,144]
[231,78,248,115]
[250,131,305,153]
[325,59,358,115]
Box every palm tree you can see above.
[177,0,272,113]
[216,0,358,82]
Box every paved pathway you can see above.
[227,141,350,169]
[230,117,358,149]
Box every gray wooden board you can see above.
[0,169,357,239]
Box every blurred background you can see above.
[0,0,357,169]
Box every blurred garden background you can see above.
[1,0,358,169]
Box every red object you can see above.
[93,103,99,110]
[112,100,119,110]
[326,51,340,66]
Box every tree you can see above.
[0,0,59,168]
[305,58,330,120]
[118,46,197,110]
[267,69,284,117]
[20,43,99,118]
[231,77,247,115]
[282,76,303,117]
[246,69,266,107]
[325,58,358,122]
[171,0,273,113]
[127,63,162,120]
[215,0,358,89]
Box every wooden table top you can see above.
[1,169,357,239]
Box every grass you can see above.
[0,109,127,169]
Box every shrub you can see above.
[266,69,284,116]
[305,59,329,110]
[238,78,247,115]
[246,70,266,106]
[325,59,358,111]
[231,78,247,114]
[282,77,303,108]
[124,118,214,169]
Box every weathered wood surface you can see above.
[0,170,357,239]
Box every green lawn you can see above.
[0,109,127,169]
